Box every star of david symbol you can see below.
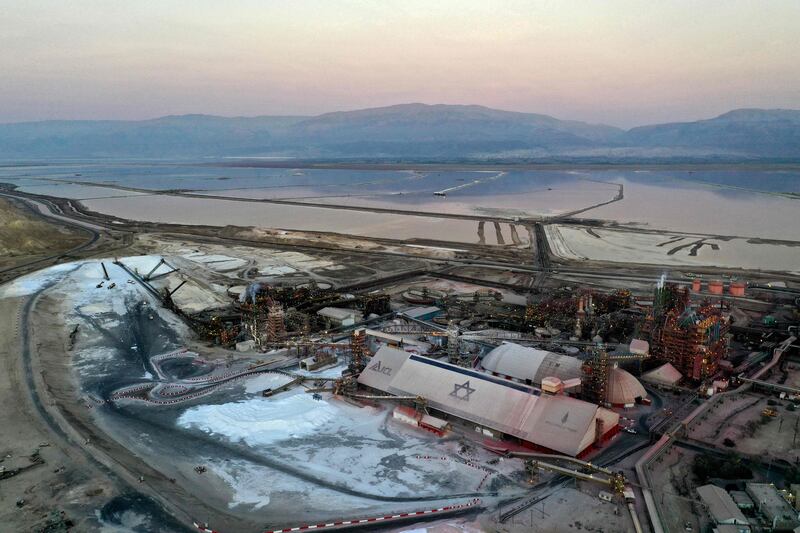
[450,380,476,401]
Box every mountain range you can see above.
[1,104,799,161]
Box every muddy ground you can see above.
[0,196,86,270]
[0,292,189,532]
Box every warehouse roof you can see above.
[745,483,799,528]
[401,306,442,319]
[359,345,618,456]
[629,339,650,355]
[712,525,750,533]
[363,329,425,347]
[697,485,748,525]
[641,362,683,386]
[317,307,359,320]
[730,490,754,508]
[358,345,411,391]
[480,342,583,384]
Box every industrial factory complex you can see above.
[1,169,799,533]
[360,345,621,457]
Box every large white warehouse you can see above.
[480,342,583,385]
[481,342,646,407]
[358,345,620,457]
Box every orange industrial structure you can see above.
[708,280,724,295]
[642,282,730,381]
[729,282,746,297]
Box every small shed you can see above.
[236,339,256,352]
[392,405,420,426]
[598,491,614,502]
[730,490,755,511]
[317,307,360,327]
[541,377,564,395]
[299,351,337,371]
[419,414,449,436]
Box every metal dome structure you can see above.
[480,342,583,386]
[606,367,647,407]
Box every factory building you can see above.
[697,484,750,529]
[641,283,730,381]
[480,342,646,407]
[400,306,443,322]
[746,483,800,531]
[657,304,730,381]
[317,307,360,328]
[359,345,620,457]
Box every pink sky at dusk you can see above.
[1,0,798,127]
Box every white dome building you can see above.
[481,342,647,408]
[480,342,583,386]
[607,367,647,407]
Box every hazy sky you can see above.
[1,0,799,126]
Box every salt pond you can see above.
[3,162,799,259]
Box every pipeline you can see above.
[529,460,613,486]
[505,451,614,476]
[262,499,482,533]
[628,502,644,533]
